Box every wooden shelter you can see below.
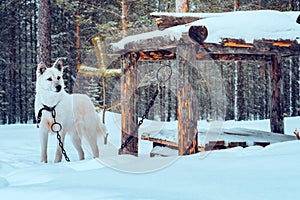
[108,10,300,156]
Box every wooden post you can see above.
[177,43,199,155]
[120,52,139,156]
[270,55,284,134]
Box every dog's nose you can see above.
[55,85,62,92]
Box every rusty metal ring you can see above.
[156,65,172,83]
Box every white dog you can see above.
[35,59,106,163]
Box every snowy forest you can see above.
[0,0,300,125]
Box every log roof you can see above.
[108,10,300,55]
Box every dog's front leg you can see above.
[39,128,49,163]
[54,131,66,163]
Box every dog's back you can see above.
[72,93,106,136]
[71,93,106,157]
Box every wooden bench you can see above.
[204,140,226,151]
[253,141,270,147]
[228,141,248,148]
[141,135,204,157]
[141,127,296,156]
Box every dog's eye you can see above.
[57,76,61,80]
[47,77,52,81]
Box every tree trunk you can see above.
[234,0,240,11]
[8,8,17,124]
[224,63,235,120]
[236,61,245,121]
[75,5,81,71]
[282,58,291,116]
[38,0,51,67]
[176,0,189,12]
[122,0,128,35]
[32,0,38,123]
[23,0,29,123]
[290,0,300,10]
[258,0,262,9]
[291,56,299,116]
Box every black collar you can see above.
[36,104,56,126]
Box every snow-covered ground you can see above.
[0,112,300,200]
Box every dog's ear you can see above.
[53,59,63,72]
[37,62,47,77]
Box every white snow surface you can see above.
[0,111,300,200]
[111,10,300,51]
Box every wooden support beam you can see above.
[221,38,254,48]
[120,52,139,156]
[137,50,176,61]
[177,44,199,155]
[196,53,273,61]
[270,55,284,134]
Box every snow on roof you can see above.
[150,11,224,18]
[192,10,300,43]
[110,10,300,53]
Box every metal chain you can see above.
[119,64,172,153]
[119,84,161,154]
[50,109,70,162]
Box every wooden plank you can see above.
[142,135,204,157]
[228,141,248,148]
[208,140,225,146]
[221,38,253,48]
[120,53,139,156]
[253,141,270,147]
[137,50,176,61]
[141,135,178,148]
[205,140,226,151]
[109,40,300,60]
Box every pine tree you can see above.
[86,77,102,107]
[38,0,51,66]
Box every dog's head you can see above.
[36,59,64,93]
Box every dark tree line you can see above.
[0,0,77,124]
[0,0,38,124]
[0,0,299,124]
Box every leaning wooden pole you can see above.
[177,43,199,155]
